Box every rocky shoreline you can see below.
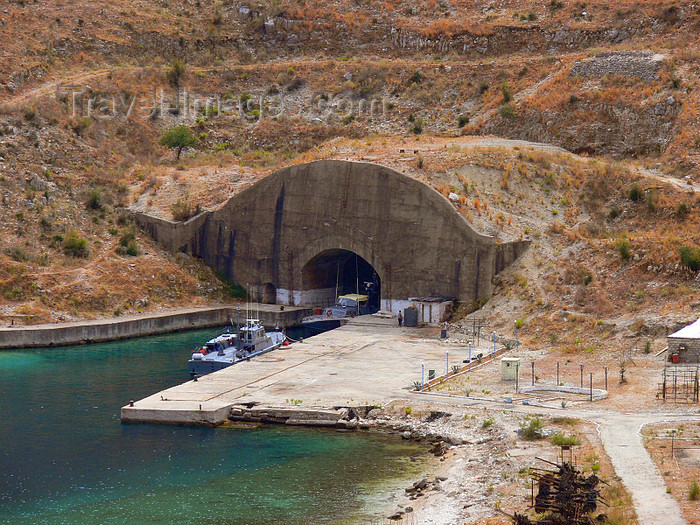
[253,400,521,525]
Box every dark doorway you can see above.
[301,249,380,312]
[261,283,276,304]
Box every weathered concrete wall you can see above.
[0,305,311,349]
[0,308,231,349]
[133,160,529,308]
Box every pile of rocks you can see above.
[569,50,664,81]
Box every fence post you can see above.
[580,364,584,388]
[468,342,472,371]
[421,363,424,391]
[446,351,449,379]
[531,361,535,386]
[605,367,608,391]
[672,431,675,459]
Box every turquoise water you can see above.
[0,328,426,524]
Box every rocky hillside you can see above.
[2,0,700,332]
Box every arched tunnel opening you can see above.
[301,249,381,312]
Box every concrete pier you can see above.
[0,304,312,349]
[121,317,488,426]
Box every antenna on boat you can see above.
[355,253,359,295]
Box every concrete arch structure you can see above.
[133,160,529,310]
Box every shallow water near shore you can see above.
[0,327,427,524]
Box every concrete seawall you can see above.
[0,305,312,349]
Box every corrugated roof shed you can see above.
[669,318,700,339]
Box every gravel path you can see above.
[596,414,686,525]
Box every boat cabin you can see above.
[239,319,267,350]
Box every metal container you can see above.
[403,307,418,327]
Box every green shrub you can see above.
[520,417,544,440]
[646,189,657,211]
[500,82,512,103]
[677,201,690,218]
[628,182,643,201]
[482,418,494,429]
[62,230,88,258]
[458,115,470,127]
[24,106,36,121]
[171,199,201,222]
[551,416,576,425]
[70,117,90,136]
[8,247,28,262]
[616,239,631,261]
[498,104,515,118]
[412,118,423,134]
[690,480,700,501]
[679,245,700,271]
[166,59,186,86]
[116,230,139,256]
[409,70,423,84]
[551,433,581,447]
[86,187,102,210]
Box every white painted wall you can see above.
[381,299,413,314]
[276,288,302,306]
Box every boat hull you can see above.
[300,319,342,333]
[188,331,285,378]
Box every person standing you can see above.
[398,310,403,327]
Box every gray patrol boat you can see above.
[188,319,286,378]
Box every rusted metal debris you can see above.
[502,459,609,525]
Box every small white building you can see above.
[408,297,453,325]
[501,357,521,381]
[668,319,700,364]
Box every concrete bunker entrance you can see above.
[301,249,380,312]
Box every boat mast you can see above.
[335,256,340,300]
